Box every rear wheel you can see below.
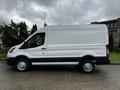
[15,59,30,71]
[80,60,95,73]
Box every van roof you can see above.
[37,24,107,32]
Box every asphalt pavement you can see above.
[0,62,120,90]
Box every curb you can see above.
[0,60,6,64]
[110,63,120,65]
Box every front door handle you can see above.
[41,48,46,50]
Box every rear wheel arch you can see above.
[78,55,95,73]
[81,55,95,63]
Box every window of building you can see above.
[111,23,114,28]
[114,23,117,28]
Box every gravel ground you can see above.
[0,63,120,90]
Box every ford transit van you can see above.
[6,25,110,73]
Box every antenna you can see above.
[44,13,48,27]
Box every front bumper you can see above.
[6,57,16,66]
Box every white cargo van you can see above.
[6,25,110,73]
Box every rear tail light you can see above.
[106,44,109,57]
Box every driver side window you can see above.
[21,33,45,49]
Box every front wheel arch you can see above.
[15,55,31,66]
[14,58,30,71]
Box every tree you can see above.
[31,24,37,34]
[1,25,18,48]
[0,20,29,49]
[18,22,29,42]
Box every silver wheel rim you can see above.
[17,61,27,71]
[83,63,93,72]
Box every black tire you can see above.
[80,60,95,73]
[15,58,30,71]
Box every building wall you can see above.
[117,18,120,47]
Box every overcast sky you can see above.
[0,0,120,29]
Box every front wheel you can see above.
[80,60,95,73]
[15,59,30,71]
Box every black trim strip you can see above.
[6,56,110,66]
[29,57,110,64]
[29,57,79,62]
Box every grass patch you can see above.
[110,52,120,63]
[0,53,7,59]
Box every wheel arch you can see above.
[14,55,30,71]
[80,55,95,63]
[15,55,29,61]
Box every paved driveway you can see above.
[0,62,120,90]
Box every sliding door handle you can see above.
[41,48,46,50]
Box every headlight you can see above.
[8,47,16,53]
